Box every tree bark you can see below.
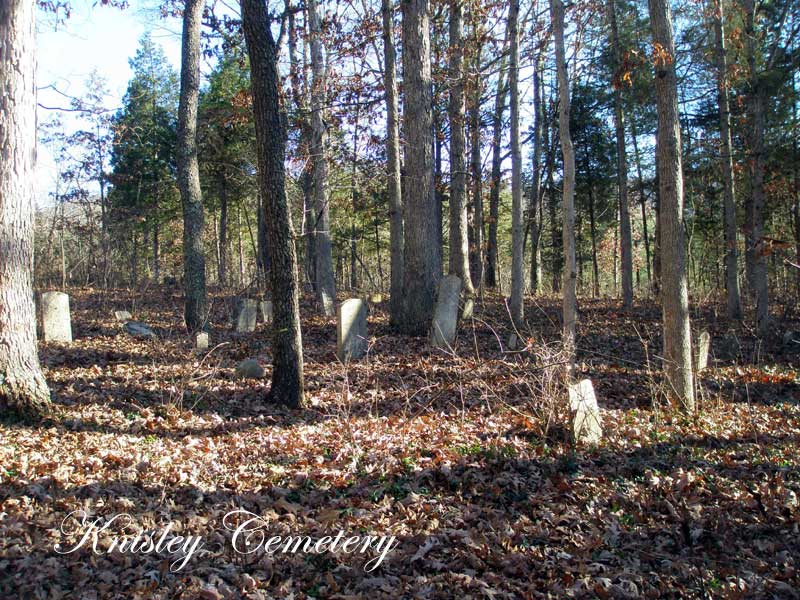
[608,0,634,308]
[648,0,695,411]
[552,0,577,365]
[468,40,483,295]
[308,0,336,316]
[711,0,742,320]
[630,117,652,288]
[218,178,228,286]
[448,0,474,307]
[529,58,543,294]
[0,0,51,418]
[400,0,439,335]
[382,0,404,326]
[177,0,208,331]
[509,0,524,326]
[241,0,305,408]
[743,0,770,336]
[486,48,508,289]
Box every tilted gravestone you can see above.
[260,300,273,324]
[569,379,602,445]
[124,321,157,339]
[236,359,265,379]
[337,299,368,361]
[114,310,132,322]
[430,275,462,349]
[694,330,711,372]
[195,331,209,351]
[235,298,258,333]
[39,291,72,343]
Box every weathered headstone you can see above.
[430,275,462,349]
[694,330,711,372]
[114,310,132,322]
[569,379,602,445]
[40,292,72,343]
[260,300,273,324]
[507,333,521,351]
[124,321,157,339]
[235,359,265,379]
[235,298,258,332]
[195,331,209,351]
[337,299,368,361]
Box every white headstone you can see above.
[260,300,273,324]
[569,379,602,445]
[430,275,462,349]
[114,310,132,322]
[195,331,209,351]
[235,298,258,332]
[695,330,711,372]
[40,292,72,343]
[337,299,368,361]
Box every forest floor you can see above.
[2,286,800,599]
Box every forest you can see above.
[1,0,800,596]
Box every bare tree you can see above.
[400,0,439,335]
[552,0,577,364]
[241,0,305,408]
[648,0,695,411]
[0,0,51,418]
[448,0,474,313]
[509,0,524,325]
[177,0,208,332]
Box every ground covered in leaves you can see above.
[2,287,800,599]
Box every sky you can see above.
[35,0,183,205]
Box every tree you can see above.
[177,0,208,332]
[485,43,508,290]
[509,0,524,326]
[400,0,439,335]
[608,0,634,308]
[241,0,305,408]
[0,0,51,418]
[447,0,474,309]
[382,0,404,325]
[648,0,695,411]
[552,0,577,364]
[308,0,336,315]
[710,0,742,320]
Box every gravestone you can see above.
[236,359,265,379]
[260,300,273,324]
[783,331,800,353]
[694,330,711,372]
[337,299,368,361]
[430,275,462,349]
[718,333,741,360]
[124,321,157,339]
[569,379,602,445]
[195,332,209,351]
[235,299,258,333]
[114,310,132,322]
[40,292,72,343]
[507,333,520,351]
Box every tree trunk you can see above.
[468,37,484,295]
[486,48,508,289]
[588,162,600,298]
[648,0,695,411]
[630,117,652,287]
[0,0,51,418]
[608,0,633,309]
[382,0,404,326]
[399,0,439,335]
[710,0,742,320]
[177,0,208,331]
[308,0,336,315]
[529,58,543,295]
[509,0,524,325]
[218,178,229,287]
[241,0,305,407]
[552,0,577,365]
[448,0,474,307]
[743,0,769,336]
